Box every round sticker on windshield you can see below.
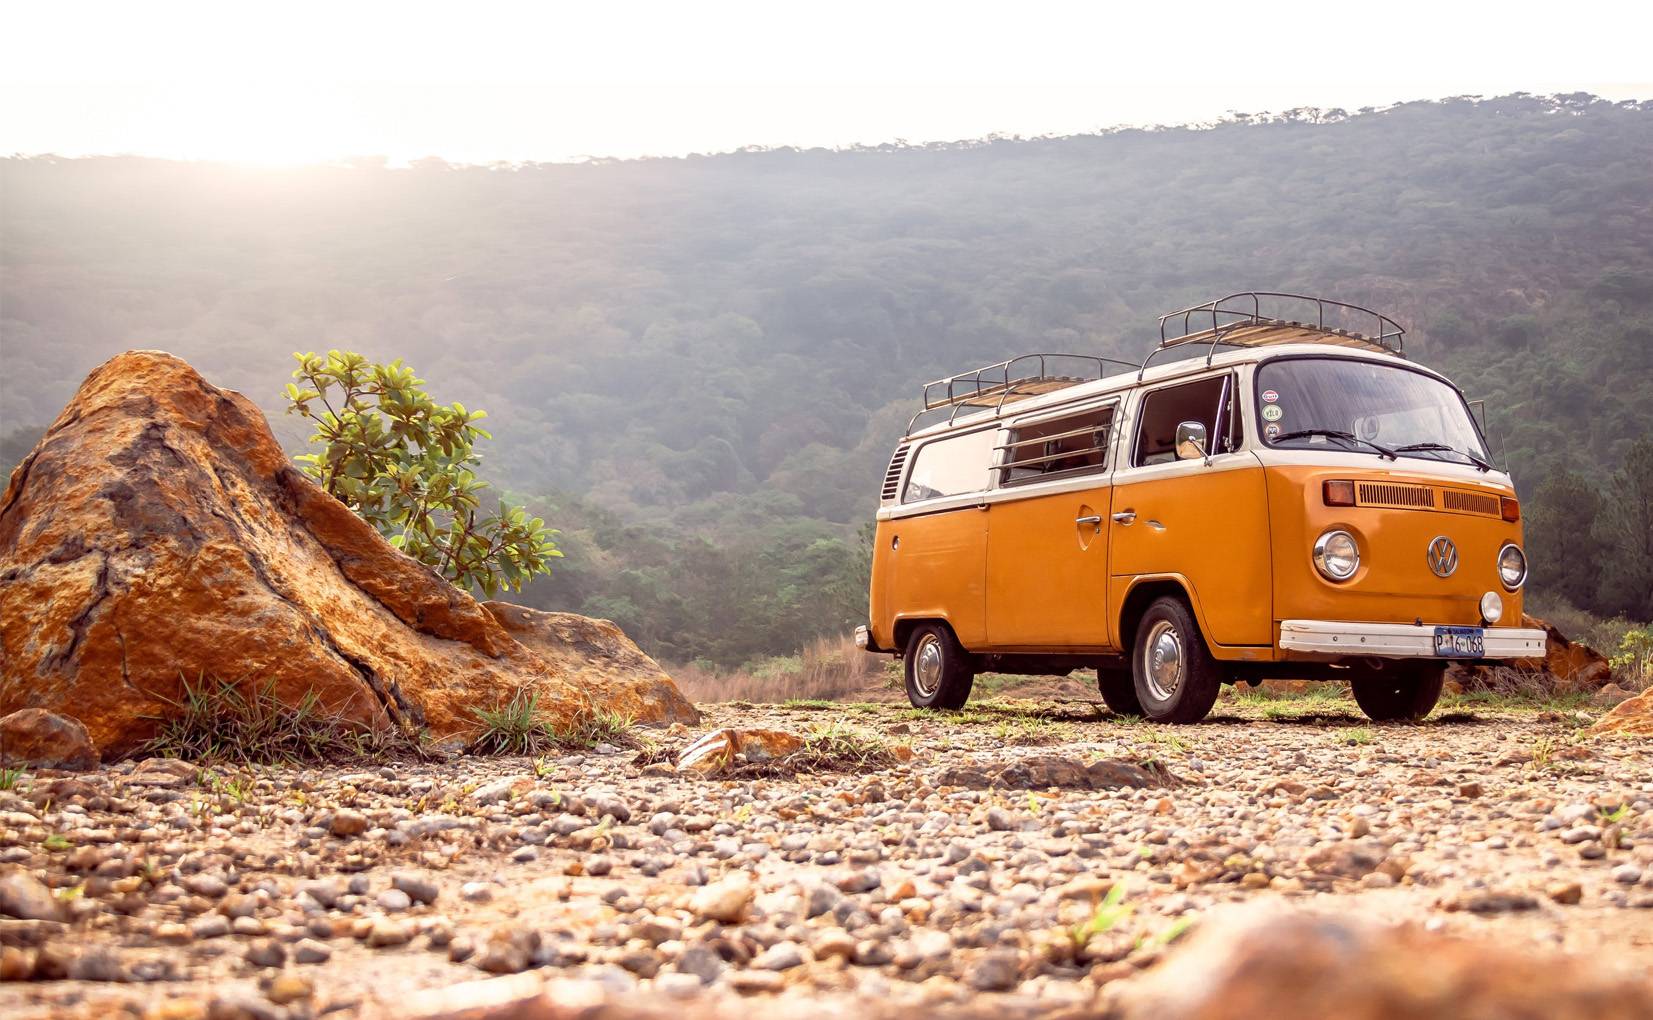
[1261,389,1279,403]
[1261,404,1284,422]
[1265,423,1281,439]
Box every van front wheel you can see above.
[1350,661,1446,722]
[1131,597,1221,724]
[904,624,975,710]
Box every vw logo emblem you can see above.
[1426,536,1458,578]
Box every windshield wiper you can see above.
[1272,428,1397,460]
[1392,442,1492,472]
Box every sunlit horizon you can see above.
[4,1,1652,167]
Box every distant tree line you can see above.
[1526,438,1653,620]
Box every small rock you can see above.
[244,940,286,968]
[1611,864,1644,885]
[967,949,1022,991]
[330,810,368,838]
[264,974,312,1005]
[292,939,332,964]
[0,871,63,921]
[1547,881,1583,905]
[751,941,804,970]
[460,882,494,902]
[690,876,752,923]
[0,709,99,771]
[474,926,539,974]
[366,919,410,947]
[377,888,413,912]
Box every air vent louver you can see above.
[1442,489,1501,517]
[881,444,911,501]
[1356,483,1435,509]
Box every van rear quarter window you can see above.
[902,428,996,503]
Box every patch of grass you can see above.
[1339,726,1376,745]
[991,716,1070,745]
[139,671,422,765]
[0,766,24,791]
[1069,883,1131,950]
[42,833,71,851]
[1142,729,1188,754]
[789,719,908,771]
[469,689,636,755]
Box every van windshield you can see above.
[1255,357,1489,467]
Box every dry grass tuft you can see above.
[671,634,890,704]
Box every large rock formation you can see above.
[1447,613,1614,692]
[481,602,698,725]
[0,351,696,755]
[1588,684,1653,738]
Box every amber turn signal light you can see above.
[1501,496,1520,522]
[1323,480,1356,507]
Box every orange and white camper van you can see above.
[855,292,1545,724]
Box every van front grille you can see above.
[881,444,911,501]
[1442,489,1501,517]
[1356,483,1435,509]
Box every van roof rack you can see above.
[1140,291,1405,378]
[908,353,1138,435]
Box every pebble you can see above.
[1611,864,1644,884]
[330,810,368,837]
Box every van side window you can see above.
[902,428,996,503]
[999,405,1115,486]
[1133,374,1240,466]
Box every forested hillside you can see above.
[4,93,1651,659]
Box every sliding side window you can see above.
[999,405,1116,486]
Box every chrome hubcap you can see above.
[1143,621,1183,701]
[913,635,943,698]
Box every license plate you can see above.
[1433,626,1484,658]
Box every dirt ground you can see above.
[2,683,1650,1018]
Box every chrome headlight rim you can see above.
[1313,529,1361,582]
[1497,542,1527,591]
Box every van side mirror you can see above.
[1175,421,1208,460]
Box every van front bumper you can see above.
[1278,620,1546,659]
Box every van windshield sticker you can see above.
[1261,404,1283,422]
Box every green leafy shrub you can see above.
[285,350,561,596]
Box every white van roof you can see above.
[905,343,1449,441]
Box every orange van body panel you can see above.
[984,488,1111,649]
[1265,465,1523,638]
[1108,464,1274,649]
[875,507,988,649]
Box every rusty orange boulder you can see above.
[482,603,698,726]
[0,350,695,756]
[1588,685,1653,738]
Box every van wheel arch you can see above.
[1118,579,1194,652]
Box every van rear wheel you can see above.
[1131,597,1221,724]
[1097,668,1142,716]
[1350,661,1446,722]
[903,624,975,710]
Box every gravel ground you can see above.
[2,684,1651,1018]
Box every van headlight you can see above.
[1497,543,1527,590]
[1313,529,1360,582]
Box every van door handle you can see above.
[1075,514,1103,526]
[1111,511,1137,525]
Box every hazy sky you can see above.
[4,1,1650,164]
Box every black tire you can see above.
[903,623,975,710]
[1097,668,1143,716]
[1131,597,1221,724]
[1350,660,1446,722]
